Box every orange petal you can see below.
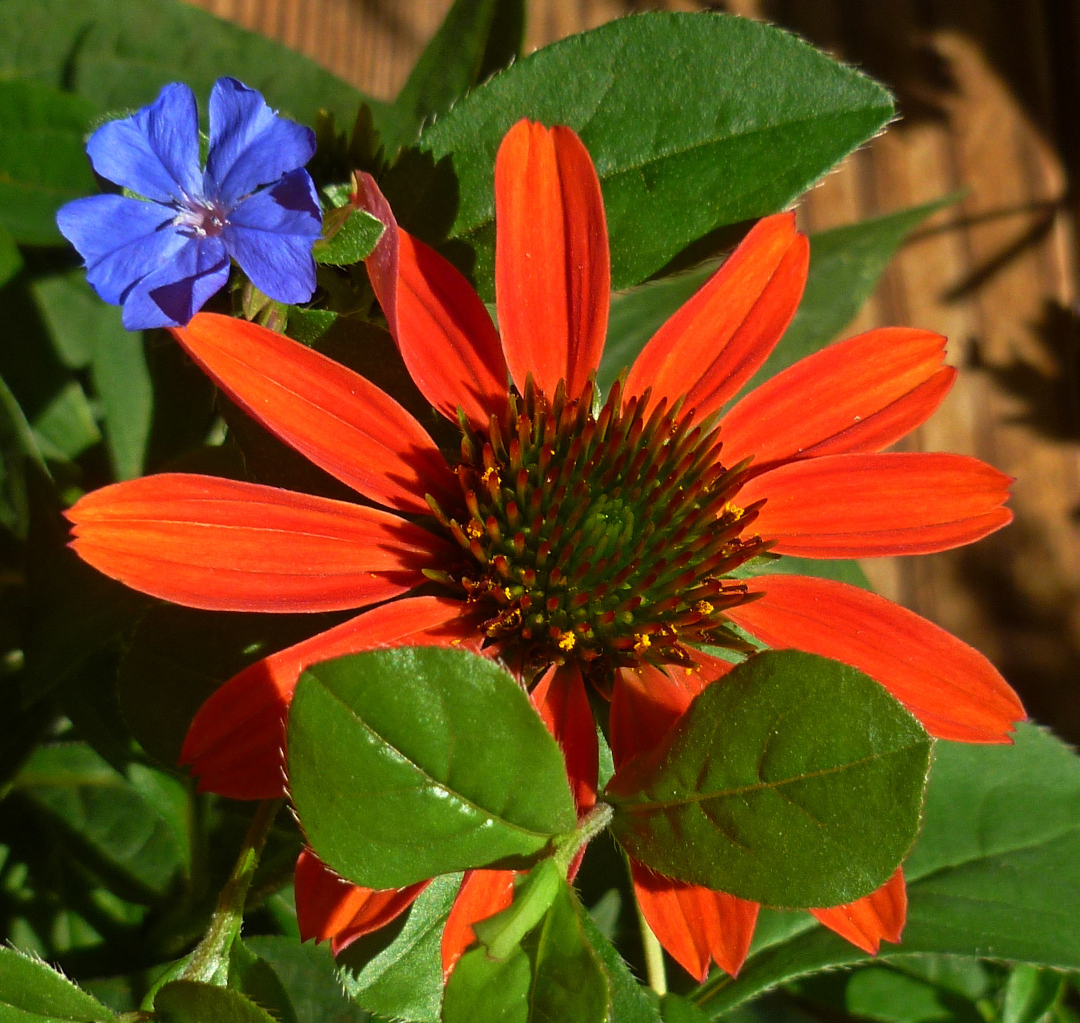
[531,662,598,814]
[294,847,428,954]
[67,474,448,612]
[495,120,609,399]
[625,213,808,419]
[441,869,517,978]
[631,860,759,982]
[741,452,1013,557]
[727,574,1024,742]
[609,652,733,769]
[354,174,509,430]
[180,596,478,799]
[173,313,456,517]
[720,328,955,471]
[812,867,907,954]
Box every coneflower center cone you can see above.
[427,378,770,684]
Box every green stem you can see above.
[637,901,668,996]
[182,799,281,983]
[554,802,613,877]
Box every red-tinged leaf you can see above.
[181,596,477,799]
[624,213,807,419]
[354,173,509,430]
[294,847,427,954]
[495,120,609,400]
[631,859,759,981]
[741,452,1013,557]
[811,867,907,954]
[441,869,517,978]
[67,474,447,612]
[720,328,955,471]
[728,574,1024,742]
[173,313,457,516]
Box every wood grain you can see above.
[183,0,1080,739]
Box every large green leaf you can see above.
[243,937,367,1023]
[443,945,532,1023]
[579,902,660,1023]
[416,12,893,297]
[0,946,115,1022]
[0,79,98,245]
[338,872,462,1023]
[694,725,1080,1016]
[607,650,931,907]
[289,648,577,889]
[599,196,952,396]
[381,0,525,157]
[0,0,364,128]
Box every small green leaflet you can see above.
[154,980,279,1023]
[606,650,931,907]
[0,946,115,1021]
[288,647,577,890]
[313,207,384,266]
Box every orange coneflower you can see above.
[67,119,1022,978]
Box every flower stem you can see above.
[182,799,282,983]
[637,901,667,996]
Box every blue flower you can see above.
[57,77,323,330]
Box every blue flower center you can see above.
[173,197,229,238]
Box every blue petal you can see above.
[121,236,230,330]
[204,77,316,206]
[57,194,186,305]
[223,169,321,304]
[86,83,201,203]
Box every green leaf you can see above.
[32,381,100,461]
[522,879,611,1023]
[154,980,278,1023]
[607,650,931,907]
[417,12,893,297]
[740,554,872,591]
[474,860,562,960]
[285,307,338,346]
[660,994,711,1023]
[381,0,525,157]
[0,79,98,245]
[33,272,151,480]
[338,872,461,1023]
[1002,965,1064,1023]
[0,224,23,288]
[833,967,974,1023]
[228,941,298,1023]
[13,742,184,900]
[0,0,365,129]
[745,194,960,390]
[598,195,953,397]
[288,647,577,889]
[443,945,532,1023]
[0,372,48,538]
[579,900,660,1023]
[0,946,114,1021]
[243,937,368,1023]
[313,207,384,266]
[694,725,1080,1017]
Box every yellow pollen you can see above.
[557,631,577,652]
[723,502,744,518]
[481,467,500,487]
[694,600,714,616]
[466,520,484,539]
[633,633,651,654]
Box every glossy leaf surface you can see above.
[290,648,577,889]
[607,651,931,907]
[417,12,893,297]
[695,725,1080,1016]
